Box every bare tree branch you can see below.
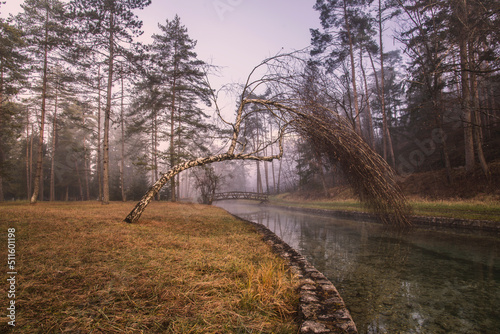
[124,52,411,226]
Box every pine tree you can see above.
[311,0,374,135]
[16,0,70,203]
[0,16,26,201]
[70,0,151,204]
[148,15,211,201]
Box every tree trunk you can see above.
[75,160,84,201]
[83,113,90,201]
[343,1,362,134]
[31,7,49,204]
[316,154,329,197]
[50,85,58,201]
[469,46,489,177]
[102,13,114,204]
[0,67,4,201]
[276,158,282,193]
[170,46,179,202]
[270,123,276,193]
[255,126,263,193]
[170,82,176,201]
[378,0,395,169]
[30,124,34,197]
[436,89,453,184]
[177,98,182,200]
[264,138,270,194]
[459,36,475,171]
[124,153,277,224]
[26,110,31,199]
[154,109,159,200]
[97,65,102,202]
[120,75,126,201]
[84,148,90,200]
[360,48,375,149]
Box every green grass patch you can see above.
[270,195,500,222]
[409,199,500,222]
[0,201,299,333]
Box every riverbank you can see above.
[270,194,500,224]
[0,201,299,333]
[218,201,500,333]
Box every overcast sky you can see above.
[1,0,320,87]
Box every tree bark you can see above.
[75,159,84,201]
[97,65,102,202]
[83,113,90,201]
[277,154,282,194]
[436,89,453,184]
[469,45,489,177]
[169,44,179,202]
[154,109,159,200]
[26,110,31,199]
[459,36,475,171]
[120,75,126,201]
[378,0,395,168]
[343,0,362,134]
[30,124,33,197]
[270,123,276,193]
[360,48,375,149]
[170,82,176,201]
[0,67,4,201]
[31,7,50,204]
[264,132,270,194]
[124,153,279,223]
[50,84,58,201]
[102,13,114,204]
[255,126,263,193]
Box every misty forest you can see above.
[1,0,499,216]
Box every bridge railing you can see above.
[212,191,268,202]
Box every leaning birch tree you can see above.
[124,54,411,226]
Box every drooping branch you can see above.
[243,98,411,226]
[291,102,412,226]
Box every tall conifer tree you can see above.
[148,15,211,201]
[70,0,151,204]
[16,0,69,203]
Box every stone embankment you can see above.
[233,204,498,333]
[238,216,358,334]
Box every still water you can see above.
[216,201,500,334]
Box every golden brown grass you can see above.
[0,201,299,333]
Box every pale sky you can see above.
[1,0,321,88]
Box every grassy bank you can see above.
[0,201,299,333]
[271,194,500,222]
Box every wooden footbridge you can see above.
[212,191,268,202]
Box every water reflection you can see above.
[217,201,500,334]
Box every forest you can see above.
[0,0,499,204]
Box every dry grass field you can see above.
[0,201,299,333]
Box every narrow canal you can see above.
[216,201,500,334]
